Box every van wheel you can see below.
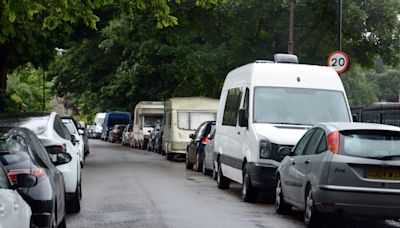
[185,153,194,169]
[275,176,291,214]
[195,153,203,172]
[217,161,230,189]
[242,164,258,202]
[304,186,323,227]
[212,163,218,180]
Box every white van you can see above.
[93,112,106,139]
[132,101,164,149]
[162,97,219,160]
[214,54,352,202]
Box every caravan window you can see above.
[178,112,216,131]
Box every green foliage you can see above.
[46,0,400,118]
[2,64,53,112]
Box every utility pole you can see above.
[337,0,342,51]
[288,0,296,54]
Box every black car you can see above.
[0,127,71,228]
[186,121,215,172]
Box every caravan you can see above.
[162,97,219,160]
[131,101,164,149]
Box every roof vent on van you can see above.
[274,53,298,64]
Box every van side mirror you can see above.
[189,134,195,139]
[238,109,248,128]
[352,114,358,122]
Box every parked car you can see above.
[0,127,70,227]
[79,120,90,156]
[93,112,106,139]
[62,117,85,167]
[108,124,126,143]
[148,120,162,152]
[101,112,131,141]
[276,122,400,227]
[122,124,133,146]
[163,97,219,160]
[214,54,352,203]
[203,125,216,177]
[0,163,33,228]
[186,121,215,172]
[0,112,82,213]
[153,127,164,154]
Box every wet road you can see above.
[67,140,400,228]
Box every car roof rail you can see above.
[274,53,298,64]
[255,60,274,64]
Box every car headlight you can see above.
[259,136,272,159]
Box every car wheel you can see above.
[275,176,291,214]
[242,164,258,202]
[58,216,66,228]
[217,160,230,189]
[304,186,322,227]
[185,153,194,169]
[67,183,81,213]
[195,153,203,172]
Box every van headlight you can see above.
[259,136,272,159]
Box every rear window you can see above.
[341,130,400,159]
[63,122,77,135]
[0,116,49,135]
[0,134,30,166]
[177,112,217,131]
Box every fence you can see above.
[351,104,400,127]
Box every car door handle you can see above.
[305,159,310,165]
[237,132,240,135]
[291,161,296,165]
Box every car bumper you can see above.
[247,162,277,190]
[32,212,52,228]
[315,185,400,219]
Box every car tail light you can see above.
[327,131,340,154]
[45,144,67,154]
[201,137,209,144]
[7,168,45,183]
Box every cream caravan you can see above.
[162,97,219,160]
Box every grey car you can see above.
[276,122,400,227]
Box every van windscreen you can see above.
[253,87,350,125]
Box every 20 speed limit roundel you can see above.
[327,51,349,74]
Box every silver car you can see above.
[276,122,400,227]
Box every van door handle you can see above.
[291,161,296,165]
[237,132,240,135]
[305,159,310,165]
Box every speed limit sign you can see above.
[327,51,349,74]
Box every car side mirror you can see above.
[238,109,248,128]
[71,135,79,145]
[189,134,195,139]
[278,147,292,159]
[78,129,84,135]
[148,130,152,133]
[51,152,72,166]
[13,174,38,189]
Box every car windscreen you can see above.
[0,116,49,135]
[63,122,77,135]
[341,130,400,159]
[109,115,130,126]
[253,87,350,125]
[177,112,217,131]
[96,118,104,125]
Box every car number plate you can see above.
[368,169,400,180]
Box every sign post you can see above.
[327,51,349,74]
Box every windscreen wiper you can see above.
[367,155,400,160]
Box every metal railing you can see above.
[351,104,400,127]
